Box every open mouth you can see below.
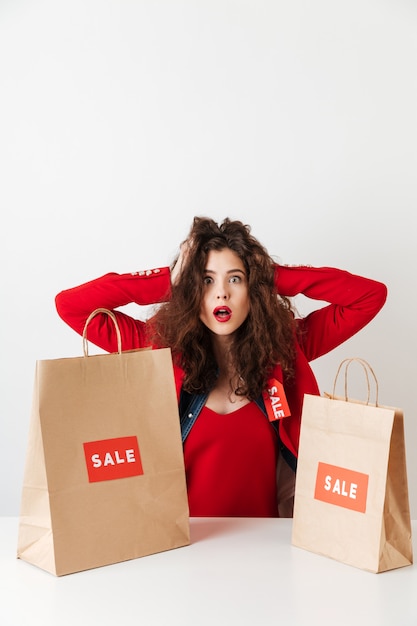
[213,306,232,322]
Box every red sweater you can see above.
[55,264,387,515]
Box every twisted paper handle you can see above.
[82,308,122,357]
[332,357,379,406]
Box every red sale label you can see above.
[83,436,144,483]
[262,378,291,422]
[314,462,369,513]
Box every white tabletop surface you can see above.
[1,517,415,626]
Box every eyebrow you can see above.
[203,268,246,275]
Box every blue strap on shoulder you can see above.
[255,395,297,471]
[179,389,208,443]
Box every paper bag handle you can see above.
[332,358,379,406]
[82,308,122,356]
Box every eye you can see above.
[203,276,213,285]
[229,275,242,284]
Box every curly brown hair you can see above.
[151,217,296,399]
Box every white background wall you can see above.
[1,0,416,517]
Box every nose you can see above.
[216,282,229,300]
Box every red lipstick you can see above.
[213,306,232,322]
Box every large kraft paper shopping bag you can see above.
[17,309,190,576]
[292,358,413,573]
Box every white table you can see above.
[1,517,415,626]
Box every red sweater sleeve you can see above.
[274,265,387,361]
[55,267,172,353]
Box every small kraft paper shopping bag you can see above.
[292,358,413,573]
[17,308,190,576]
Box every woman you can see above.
[55,217,387,518]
